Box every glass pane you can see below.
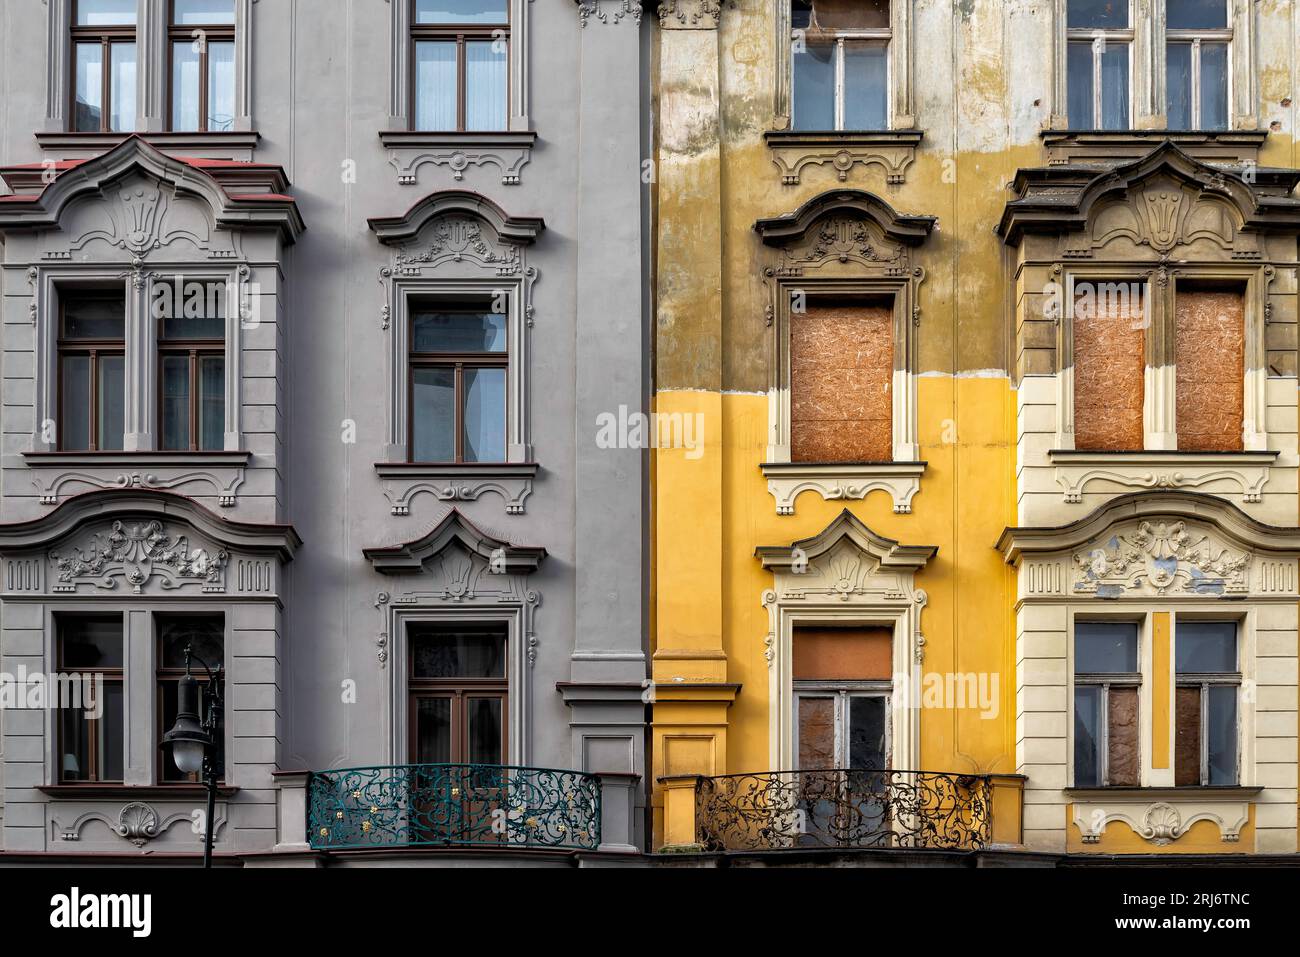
[848,696,887,770]
[173,0,236,25]
[414,41,457,131]
[159,615,225,669]
[1166,42,1192,129]
[792,0,812,30]
[1176,621,1236,673]
[1067,42,1094,128]
[61,706,89,780]
[60,616,124,668]
[465,40,507,131]
[410,626,506,678]
[1207,685,1238,785]
[463,367,506,463]
[62,684,125,781]
[76,0,137,25]
[843,42,888,130]
[797,696,836,770]
[1167,0,1227,29]
[110,42,137,132]
[64,295,125,339]
[74,42,104,131]
[412,310,507,353]
[61,355,92,452]
[160,355,191,451]
[159,278,225,338]
[1200,41,1228,131]
[1099,42,1129,129]
[1073,686,1102,787]
[101,683,124,781]
[1107,685,1139,785]
[411,367,456,461]
[415,0,508,24]
[415,698,453,764]
[792,42,835,131]
[172,40,201,131]
[1075,621,1139,673]
[208,41,235,131]
[1067,0,1128,28]
[810,0,890,30]
[466,697,503,764]
[199,355,225,451]
[97,354,125,451]
[1175,685,1201,785]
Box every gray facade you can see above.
[0,0,649,863]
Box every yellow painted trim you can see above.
[1152,612,1171,770]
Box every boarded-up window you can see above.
[790,302,893,462]
[797,696,837,770]
[793,626,892,680]
[1073,282,1146,450]
[1176,288,1244,451]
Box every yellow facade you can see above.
[648,0,1300,859]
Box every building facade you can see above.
[0,0,649,865]
[0,0,1298,868]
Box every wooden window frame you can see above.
[166,0,237,133]
[1166,26,1233,131]
[1073,619,1142,788]
[154,613,225,785]
[1065,0,1134,130]
[407,303,509,464]
[157,322,225,452]
[1175,619,1241,787]
[407,627,508,765]
[57,291,126,453]
[409,0,510,133]
[56,613,125,785]
[69,1,138,133]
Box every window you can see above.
[71,0,138,132]
[1174,284,1244,451]
[790,0,890,131]
[793,626,892,771]
[158,287,226,451]
[790,298,893,462]
[57,614,125,783]
[169,0,237,132]
[1166,0,1230,130]
[59,291,126,452]
[1074,620,1141,787]
[408,302,507,463]
[1066,0,1131,129]
[412,0,509,132]
[1072,280,1147,451]
[156,614,225,783]
[408,622,507,764]
[1175,620,1239,786]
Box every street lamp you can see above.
[160,644,223,868]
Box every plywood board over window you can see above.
[1072,286,1146,451]
[793,625,893,680]
[1176,287,1245,452]
[790,302,893,462]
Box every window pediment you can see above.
[363,508,545,576]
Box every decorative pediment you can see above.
[756,189,935,249]
[50,519,227,595]
[1000,141,1300,248]
[363,507,545,576]
[998,490,1300,601]
[368,189,544,249]
[0,136,303,246]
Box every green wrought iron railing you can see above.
[308,763,602,851]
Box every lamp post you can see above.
[160,644,223,868]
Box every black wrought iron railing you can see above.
[308,764,601,851]
[695,769,991,852]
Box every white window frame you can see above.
[1065,1,1135,130]
[792,681,892,770]
[790,20,892,131]
[1165,21,1234,130]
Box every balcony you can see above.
[307,764,602,851]
[663,769,1026,853]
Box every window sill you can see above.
[763,129,924,185]
[374,461,540,516]
[22,450,253,507]
[34,130,261,163]
[1067,786,1259,846]
[1047,449,1279,505]
[760,461,926,516]
[1038,128,1268,167]
[378,130,537,186]
[40,784,239,799]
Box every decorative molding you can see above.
[49,519,228,595]
[1049,450,1278,505]
[363,507,545,576]
[1071,796,1251,846]
[53,802,228,847]
[379,131,536,187]
[1072,519,1249,598]
[33,131,261,163]
[763,131,923,186]
[24,451,252,507]
[575,0,643,26]
[656,0,720,29]
[760,461,926,516]
[375,462,538,516]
